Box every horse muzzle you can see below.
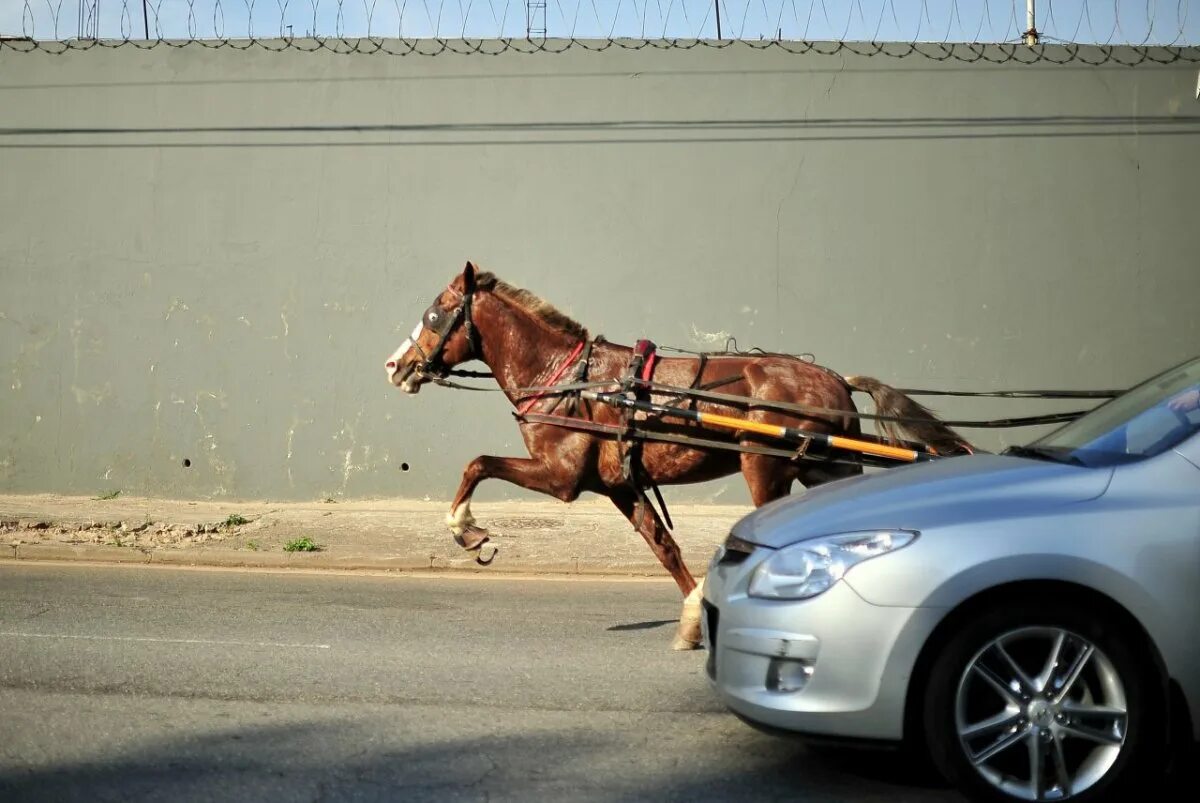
[388,362,422,393]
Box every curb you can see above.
[150,549,293,569]
[3,543,684,578]
[14,543,152,564]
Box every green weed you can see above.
[283,536,319,553]
[95,490,121,500]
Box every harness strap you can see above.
[436,377,614,395]
[617,340,673,531]
[433,372,1089,430]
[515,341,587,417]
[638,379,1091,430]
[688,354,708,404]
[563,337,599,417]
[413,283,477,381]
[638,341,659,384]
[897,387,1123,400]
[446,368,495,379]
[519,412,897,471]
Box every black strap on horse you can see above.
[410,282,486,382]
[640,379,1096,430]
[686,354,709,411]
[896,387,1123,400]
[442,296,493,379]
[617,340,675,531]
[561,337,600,417]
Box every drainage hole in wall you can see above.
[182,458,192,468]
[400,463,410,472]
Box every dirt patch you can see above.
[0,517,265,549]
[488,517,565,530]
[0,494,741,571]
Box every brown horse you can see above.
[385,263,970,649]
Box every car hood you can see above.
[737,454,1114,548]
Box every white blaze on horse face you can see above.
[385,321,426,384]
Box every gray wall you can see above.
[2,41,1198,503]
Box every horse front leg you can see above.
[446,455,582,556]
[608,488,703,651]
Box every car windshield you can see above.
[1015,357,1200,468]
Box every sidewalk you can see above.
[0,494,745,577]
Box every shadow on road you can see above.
[0,717,961,803]
[606,619,676,632]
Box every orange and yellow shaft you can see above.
[583,391,935,463]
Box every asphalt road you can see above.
[0,563,959,802]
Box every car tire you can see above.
[922,597,1165,802]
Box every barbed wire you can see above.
[3,0,1198,65]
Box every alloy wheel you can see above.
[955,626,1128,800]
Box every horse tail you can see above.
[843,375,974,456]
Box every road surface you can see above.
[0,563,958,802]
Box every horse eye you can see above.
[428,312,439,323]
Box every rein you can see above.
[638,380,1097,430]
[428,371,1095,431]
[896,387,1123,400]
[408,293,1109,431]
[428,376,617,395]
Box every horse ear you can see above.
[463,261,477,291]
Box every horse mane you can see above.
[475,272,589,341]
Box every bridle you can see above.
[409,283,484,381]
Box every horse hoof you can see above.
[454,525,491,552]
[670,635,703,651]
[475,543,498,566]
[673,618,703,648]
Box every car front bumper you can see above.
[703,553,945,741]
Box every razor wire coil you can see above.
[3,0,1198,65]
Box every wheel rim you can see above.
[955,626,1128,801]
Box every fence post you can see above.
[1024,0,1040,46]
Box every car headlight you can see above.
[748,530,918,600]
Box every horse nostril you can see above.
[386,361,396,370]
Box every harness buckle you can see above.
[791,438,812,462]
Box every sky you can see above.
[2,0,1198,44]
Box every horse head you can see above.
[385,261,483,394]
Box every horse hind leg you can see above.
[739,450,800,507]
[740,440,861,498]
[608,488,702,651]
[676,584,705,652]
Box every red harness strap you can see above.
[640,349,658,384]
[631,339,658,389]
[516,341,587,416]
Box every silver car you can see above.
[703,356,1200,802]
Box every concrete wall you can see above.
[2,41,1198,503]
